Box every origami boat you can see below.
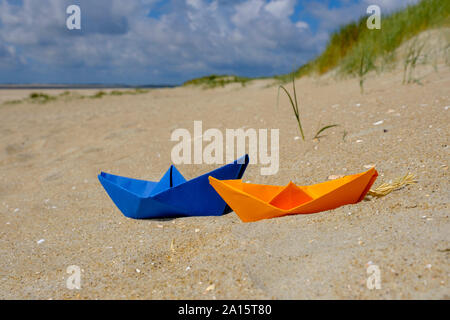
[98,155,249,219]
[209,167,378,222]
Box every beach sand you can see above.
[0,62,448,299]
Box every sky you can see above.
[0,0,421,85]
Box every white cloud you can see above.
[0,0,319,83]
[264,0,296,19]
[186,0,203,10]
[295,21,309,30]
[231,0,264,26]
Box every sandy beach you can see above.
[0,60,448,299]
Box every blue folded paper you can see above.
[98,155,249,219]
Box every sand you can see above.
[0,61,449,299]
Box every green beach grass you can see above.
[278,75,339,141]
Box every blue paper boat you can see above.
[98,155,249,219]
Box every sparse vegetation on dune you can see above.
[109,88,149,96]
[90,91,108,99]
[357,48,375,94]
[2,88,150,105]
[90,88,149,99]
[183,74,254,88]
[402,38,426,84]
[29,92,57,103]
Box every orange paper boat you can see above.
[209,168,378,222]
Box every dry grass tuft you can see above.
[367,173,417,198]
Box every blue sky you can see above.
[0,0,420,85]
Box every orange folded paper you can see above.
[209,168,378,222]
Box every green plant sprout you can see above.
[277,75,305,140]
[277,75,339,141]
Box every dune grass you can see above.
[109,88,149,96]
[90,91,108,99]
[274,0,449,85]
[2,88,150,105]
[29,92,57,103]
[305,0,449,77]
[183,74,253,88]
[357,48,376,94]
[402,38,426,84]
[90,88,149,99]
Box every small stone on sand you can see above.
[205,284,215,292]
[328,175,344,180]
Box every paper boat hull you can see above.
[98,155,249,219]
[209,168,378,222]
[98,174,188,219]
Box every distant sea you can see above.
[0,84,177,89]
